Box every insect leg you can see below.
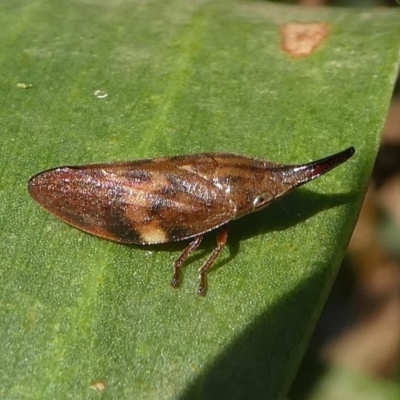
[198,228,228,297]
[171,235,203,289]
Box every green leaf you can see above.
[1,1,399,398]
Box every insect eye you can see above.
[252,192,274,210]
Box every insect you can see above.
[28,147,355,296]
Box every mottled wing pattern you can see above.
[28,154,237,244]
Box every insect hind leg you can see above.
[171,235,203,289]
[198,228,228,296]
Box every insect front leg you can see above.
[171,235,203,289]
[198,228,228,297]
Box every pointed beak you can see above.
[269,146,355,198]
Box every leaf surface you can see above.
[0,1,399,399]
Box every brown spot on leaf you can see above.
[281,22,329,58]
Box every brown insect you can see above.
[28,147,355,296]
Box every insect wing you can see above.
[28,157,235,244]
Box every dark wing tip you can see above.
[310,146,355,178]
[343,146,355,158]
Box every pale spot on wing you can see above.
[139,220,168,244]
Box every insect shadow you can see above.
[228,187,355,242]
[127,187,355,276]
[179,257,337,400]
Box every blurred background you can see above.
[287,0,400,398]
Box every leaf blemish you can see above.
[89,380,106,392]
[281,22,330,58]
